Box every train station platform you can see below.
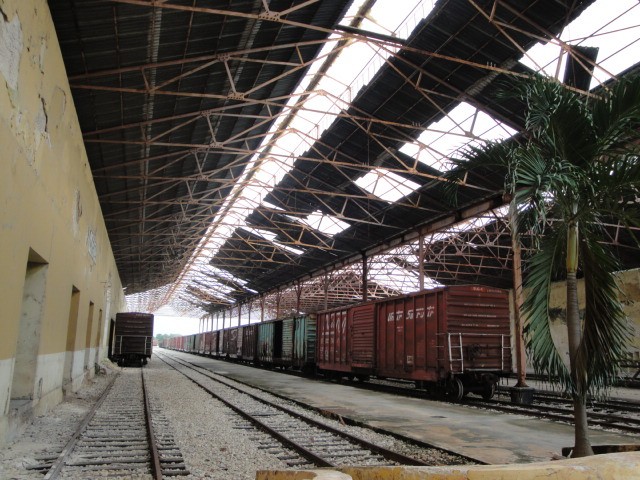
[167,350,640,466]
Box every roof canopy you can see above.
[48,0,640,315]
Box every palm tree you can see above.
[445,74,640,457]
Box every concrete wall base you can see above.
[256,451,640,480]
[2,398,34,446]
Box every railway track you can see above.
[176,351,640,437]
[28,369,188,479]
[363,377,640,434]
[476,393,640,435]
[156,350,469,469]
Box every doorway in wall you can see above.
[63,286,80,387]
[83,301,95,370]
[11,249,48,407]
[94,309,103,367]
[107,318,115,360]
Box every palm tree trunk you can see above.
[510,215,527,387]
[566,220,593,457]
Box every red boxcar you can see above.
[317,285,512,399]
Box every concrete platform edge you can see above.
[255,451,640,480]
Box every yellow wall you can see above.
[524,269,640,374]
[0,0,126,443]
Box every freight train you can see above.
[111,312,154,367]
[161,285,512,400]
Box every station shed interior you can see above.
[1,0,640,458]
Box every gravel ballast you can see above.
[1,353,472,479]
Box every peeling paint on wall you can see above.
[0,7,22,91]
[72,190,82,235]
[86,229,97,267]
[38,36,46,73]
[50,86,66,123]
[34,96,50,152]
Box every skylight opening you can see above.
[368,258,420,293]
[301,210,350,236]
[261,201,285,212]
[355,167,421,202]
[164,1,438,313]
[427,204,510,244]
[399,102,517,172]
[240,226,305,256]
[519,0,640,87]
[206,265,248,286]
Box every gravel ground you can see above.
[144,355,289,479]
[160,351,471,467]
[1,354,471,479]
[0,365,117,480]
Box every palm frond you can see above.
[579,226,633,397]
[523,231,571,390]
[592,74,640,153]
[590,153,640,208]
[520,77,594,166]
[443,140,514,206]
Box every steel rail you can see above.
[43,374,119,479]
[338,375,640,435]
[142,368,163,479]
[157,352,432,468]
[155,353,333,467]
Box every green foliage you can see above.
[446,73,640,397]
[155,333,181,341]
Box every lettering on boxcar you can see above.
[387,311,395,322]
[426,305,435,318]
[395,309,404,322]
[406,309,414,320]
[415,307,425,319]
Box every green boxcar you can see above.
[281,318,294,365]
[257,321,275,364]
[293,314,316,371]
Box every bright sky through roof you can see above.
[519,0,640,87]
[399,102,517,172]
[125,0,639,315]
[186,0,433,259]
[355,168,421,202]
[300,210,351,236]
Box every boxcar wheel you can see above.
[446,377,464,402]
[481,382,496,400]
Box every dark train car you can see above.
[293,315,316,371]
[233,326,244,358]
[184,334,196,353]
[201,332,207,354]
[222,327,239,358]
[240,324,258,362]
[218,329,226,356]
[280,318,295,366]
[211,330,220,356]
[257,320,277,365]
[257,316,315,369]
[317,285,512,399]
[203,331,213,355]
[112,312,154,367]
